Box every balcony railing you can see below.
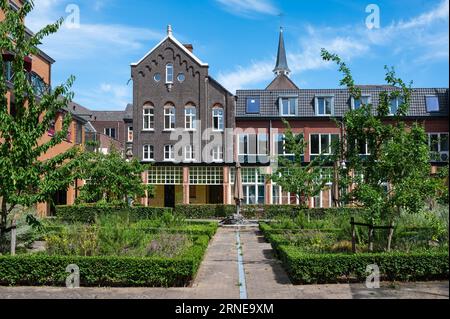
[3,61,50,97]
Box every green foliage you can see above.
[55,205,172,223]
[0,235,210,287]
[74,147,153,205]
[0,0,78,242]
[278,246,449,284]
[174,204,236,219]
[270,120,337,207]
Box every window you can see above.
[127,126,133,142]
[185,105,197,130]
[246,97,260,114]
[164,145,174,161]
[153,73,161,82]
[190,167,223,185]
[315,96,334,116]
[351,95,371,110]
[164,105,176,130]
[389,97,403,115]
[177,73,185,82]
[143,104,154,130]
[279,97,297,116]
[429,133,449,162]
[231,168,265,205]
[75,122,83,145]
[212,146,223,162]
[238,133,268,163]
[166,63,174,83]
[147,167,182,185]
[185,145,195,161]
[212,107,224,131]
[104,128,116,139]
[143,145,154,161]
[426,96,440,112]
[5,61,13,82]
[356,138,370,156]
[310,133,339,156]
[275,133,302,159]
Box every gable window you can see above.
[351,95,371,110]
[429,133,449,162]
[143,104,154,130]
[426,96,440,113]
[212,107,224,131]
[212,146,223,162]
[310,133,339,157]
[185,145,195,161]
[279,97,297,116]
[164,145,174,161]
[246,97,260,114]
[127,126,133,142]
[104,127,116,139]
[315,96,334,116]
[389,97,403,115]
[164,105,176,130]
[185,105,197,130]
[143,145,154,161]
[166,63,174,83]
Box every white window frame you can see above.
[166,63,174,83]
[164,106,176,131]
[104,127,116,139]
[164,145,174,161]
[212,108,224,131]
[185,106,197,130]
[310,133,339,156]
[184,145,196,162]
[212,146,223,162]
[238,133,268,157]
[127,126,133,142]
[274,133,298,157]
[351,95,371,110]
[315,95,334,116]
[389,97,403,115]
[428,133,449,162]
[143,106,154,131]
[142,145,154,162]
[279,97,298,116]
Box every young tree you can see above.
[270,120,337,209]
[321,49,444,251]
[0,1,78,244]
[74,146,153,206]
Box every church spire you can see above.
[273,27,291,76]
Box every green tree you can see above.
[75,146,153,206]
[0,1,78,245]
[321,49,445,251]
[270,120,337,208]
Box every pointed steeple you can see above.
[273,27,291,76]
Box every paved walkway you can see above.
[0,227,448,299]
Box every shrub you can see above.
[174,205,235,219]
[55,205,172,223]
[278,246,449,284]
[0,235,210,287]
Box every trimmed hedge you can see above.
[135,220,218,239]
[278,246,449,284]
[55,205,172,223]
[0,235,210,287]
[174,205,236,219]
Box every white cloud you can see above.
[77,83,131,111]
[217,0,449,92]
[215,0,279,17]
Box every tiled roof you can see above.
[236,87,449,118]
[91,111,126,122]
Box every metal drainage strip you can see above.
[236,229,248,299]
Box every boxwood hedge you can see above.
[0,236,210,287]
[278,246,449,284]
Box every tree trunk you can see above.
[386,221,395,252]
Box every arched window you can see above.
[143,102,154,130]
[166,63,174,83]
[164,103,176,130]
[212,106,224,131]
[185,104,197,130]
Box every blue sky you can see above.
[27,0,449,110]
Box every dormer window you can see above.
[389,97,403,115]
[279,97,297,116]
[351,95,371,110]
[166,63,174,83]
[315,96,334,116]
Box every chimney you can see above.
[183,44,194,53]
